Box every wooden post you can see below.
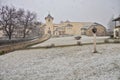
[93,33,97,53]
[92,25,97,53]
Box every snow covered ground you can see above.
[31,35,109,47]
[0,43,120,80]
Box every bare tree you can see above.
[0,5,38,39]
[18,10,36,38]
[0,5,17,40]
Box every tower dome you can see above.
[45,14,54,20]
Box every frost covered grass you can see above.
[31,36,109,47]
[0,44,120,80]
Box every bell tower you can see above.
[45,14,54,24]
[45,14,54,35]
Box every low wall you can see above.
[0,34,51,54]
[0,36,40,46]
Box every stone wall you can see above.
[0,34,50,53]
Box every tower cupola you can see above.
[45,14,54,20]
[45,14,54,24]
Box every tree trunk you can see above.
[23,30,26,38]
[8,35,12,40]
[23,26,26,38]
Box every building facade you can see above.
[113,16,120,38]
[82,23,106,36]
[44,14,106,37]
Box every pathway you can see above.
[31,35,109,47]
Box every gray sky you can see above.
[2,0,120,28]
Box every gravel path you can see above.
[0,44,120,80]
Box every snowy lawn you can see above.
[0,44,120,80]
[31,35,109,47]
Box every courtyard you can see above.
[0,0,120,80]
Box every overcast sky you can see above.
[1,0,120,28]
